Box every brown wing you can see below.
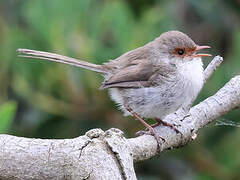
[100,62,157,89]
[100,43,176,89]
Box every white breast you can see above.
[179,57,204,106]
[108,58,204,119]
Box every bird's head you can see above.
[155,31,211,64]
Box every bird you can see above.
[17,31,211,144]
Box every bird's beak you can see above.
[193,45,211,58]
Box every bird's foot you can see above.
[136,128,165,142]
[136,127,165,152]
[125,107,165,151]
[154,118,183,136]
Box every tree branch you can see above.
[203,55,223,83]
[1,56,239,180]
[129,74,240,162]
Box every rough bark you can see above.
[1,56,239,180]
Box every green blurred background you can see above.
[0,0,240,179]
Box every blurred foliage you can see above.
[0,0,240,179]
[0,101,17,133]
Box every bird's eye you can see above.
[177,49,184,55]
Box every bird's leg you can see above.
[125,107,165,146]
[154,118,182,135]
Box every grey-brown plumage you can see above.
[17,31,211,141]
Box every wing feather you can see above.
[100,62,157,89]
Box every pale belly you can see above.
[108,59,204,119]
[109,82,186,119]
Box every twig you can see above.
[203,55,223,83]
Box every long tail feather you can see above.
[17,48,107,74]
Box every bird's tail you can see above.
[17,49,108,74]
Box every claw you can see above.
[125,106,164,151]
[155,118,183,136]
